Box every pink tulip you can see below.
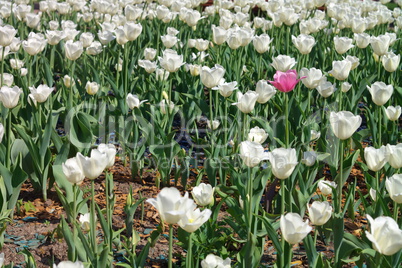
[268,69,304,93]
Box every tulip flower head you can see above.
[53,261,84,268]
[28,84,54,103]
[385,143,402,169]
[146,187,196,225]
[385,105,401,121]
[268,148,298,179]
[280,213,312,244]
[318,180,337,196]
[126,93,147,109]
[201,254,231,268]
[364,146,387,172]
[177,208,212,232]
[365,215,402,256]
[232,91,259,114]
[367,82,393,106]
[192,183,215,207]
[308,201,332,226]
[329,111,362,140]
[239,140,270,167]
[268,70,304,93]
[385,174,402,204]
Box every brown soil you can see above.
[1,157,368,267]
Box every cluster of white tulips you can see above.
[0,0,402,266]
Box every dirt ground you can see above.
[1,156,367,268]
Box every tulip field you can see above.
[2,0,402,267]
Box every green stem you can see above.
[106,172,113,250]
[378,105,382,147]
[338,140,344,213]
[5,111,11,169]
[68,61,76,110]
[91,180,98,255]
[72,183,78,260]
[280,179,286,266]
[285,93,289,148]
[186,232,193,268]
[168,224,173,268]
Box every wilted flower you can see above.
[329,111,362,140]
[268,70,303,93]
[365,215,402,256]
[146,187,196,225]
[367,82,393,106]
[62,157,85,185]
[268,148,298,179]
[308,201,332,226]
[201,254,231,268]
[212,81,237,98]
[381,52,400,72]
[255,80,276,104]
[364,146,387,172]
[126,93,147,109]
[280,213,312,244]
[239,140,270,167]
[385,105,401,121]
[85,81,99,95]
[192,183,215,207]
[0,85,22,108]
[292,34,316,54]
[271,55,296,72]
[247,126,268,144]
[329,60,352,81]
[318,180,337,196]
[158,49,184,73]
[200,64,225,89]
[232,91,259,114]
[28,84,54,103]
